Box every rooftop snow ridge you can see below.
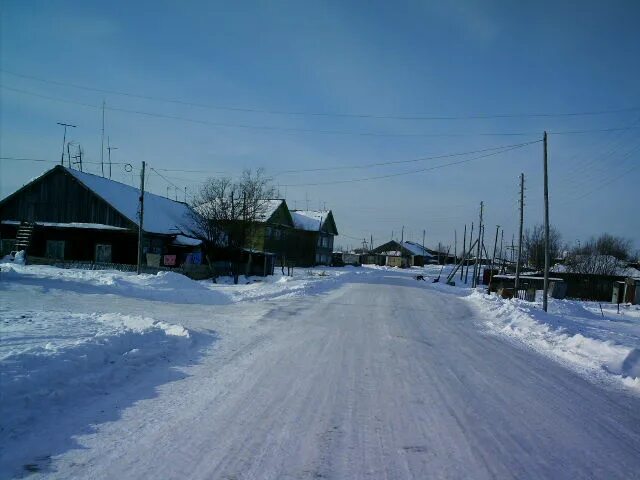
[290,209,329,231]
[64,167,198,236]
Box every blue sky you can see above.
[1,0,639,251]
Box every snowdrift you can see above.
[0,263,231,305]
[0,309,191,438]
[467,291,640,392]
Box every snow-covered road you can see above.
[8,270,639,479]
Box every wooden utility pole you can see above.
[472,202,483,288]
[460,224,467,281]
[543,131,550,312]
[454,230,457,261]
[137,161,146,274]
[498,229,504,273]
[514,173,525,293]
[465,222,474,284]
[489,225,500,290]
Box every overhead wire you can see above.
[279,140,541,187]
[3,69,639,121]
[3,84,639,139]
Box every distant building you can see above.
[0,165,201,266]
[370,240,435,267]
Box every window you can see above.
[265,226,272,238]
[95,244,112,263]
[274,229,281,240]
[46,240,65,260]
[322,236,329,248]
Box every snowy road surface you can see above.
[4,271,640,479]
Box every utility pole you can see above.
[66,142,72,168]
[498,229,504,273]
[460,224,467,281]
[543,131,550,312]
[401,225,404,244]
[57,122,76,165]
[370,234,373,252]
[137,161,146,275]
[101,100,105,177]
[472,201,483,288]
[106,137,117,179]
[515,173,525,294]
[454,229,457,261]
[422,229,426,253]
[465,222,474,284]
[489,224,500,290]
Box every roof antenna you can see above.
[57,122,76,165]
[106,137,117,179]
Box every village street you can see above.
[3,268,638,479]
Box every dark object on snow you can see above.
[415,275,425,281]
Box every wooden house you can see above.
[289,210,338,266]
[0,165,201,266]
[370,240,434,267]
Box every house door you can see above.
[95,244,112,263]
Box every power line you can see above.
[3,69,639,121]
[279,141,541,187]
[3,84,638,139]
[556,143,640,205]
[274,141,541,174]
[149,167,196,202]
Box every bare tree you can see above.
[564,233,632,275]
[188,169,276,281]
[523,224,562,271]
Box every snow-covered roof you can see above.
[401,241,435,258]
[172,235,203,246]
[65,168,197,236]
[291,210,329,231]
[256,199,285,222]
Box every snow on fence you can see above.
[26,256,212,279]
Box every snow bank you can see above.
[0,264,230,305]
[0,250,26,265]
[0,308,190,437]
[467,291,640,392]
[205,267,361,303]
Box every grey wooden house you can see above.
[0,165,201,265]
